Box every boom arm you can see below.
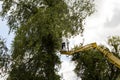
[60,42,120,69]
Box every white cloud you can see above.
[59,55,81,80]
[82,0,120,45]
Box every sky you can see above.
[0,0,120,80]
[0,2,14,50]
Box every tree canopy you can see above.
[72,36,120,80]
[0,0,95,80]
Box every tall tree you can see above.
[1,0,94,80]
[72,36,120,80]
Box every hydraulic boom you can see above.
[60,42,120,69]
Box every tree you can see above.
[72,36,120,80]
[1,0,94,80]
[72,48,109,80]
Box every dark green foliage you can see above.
[72,36,120,80]
[0,38,9,75]
[1,0,94,35]
[72,48,109,80]
[1,0,94,80]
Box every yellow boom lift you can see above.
[60,42,120,69]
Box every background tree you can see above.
[72,47,109,80]
[72,36,120,80]
[1,0,94,80]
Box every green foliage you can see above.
[0,38,10,75]
[1,0,95,36]
[1,0,95,80]
[108,36,120,55]
[72,48,109,80]
[72,36,120,80]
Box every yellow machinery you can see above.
[60,42,120,69]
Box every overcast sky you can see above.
[0,0,120,80]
